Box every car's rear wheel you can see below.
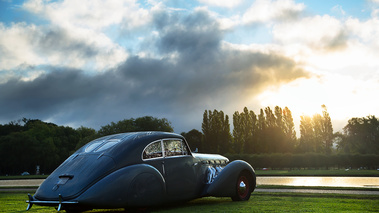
[231,171,252,201]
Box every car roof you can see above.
[80,131,184,154]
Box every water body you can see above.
[255,188,379,195]
[257,176,379,188]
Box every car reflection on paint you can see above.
[27,131,256,212]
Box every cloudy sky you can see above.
[1,0,378,135]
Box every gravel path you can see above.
[0,179,44,187]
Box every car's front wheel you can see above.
[231,171,252,201]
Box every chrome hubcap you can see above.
[238,180,247,194]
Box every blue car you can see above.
[27,132,256,212]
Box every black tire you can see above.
[231,171,253,201]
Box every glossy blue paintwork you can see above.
[27,132,256,211]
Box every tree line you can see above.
[1,106,378,175]
[0,117,173,175]
[189,105,378,155]
[186,105,334,155]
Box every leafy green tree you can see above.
[312,113,323,152]
[0,119,78,175]
[0,132,35,174]
[75,126,97,150]
[233,111,243,153]
[298,105,334,154]
[264,107,275,128]
[256,109,266,153]
[98,116,173,136]
[340,115,379,154]
[202,110,211,151]
[181,129,203,152]
[23,119,79,173]
[232,107,257,154]
[233,106,296,154]
[274,106,283,130]
[283,107,296,151]
[202,110,231,154]
[321,105,334,154]
[219,112,232,154]
[299,115,315,152]
[0,119,23,136]
[268,106,287,153]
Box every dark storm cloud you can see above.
[0,68,103,119]
[36,28,99,58]
[0,9,309,131]
[29,28,99,60]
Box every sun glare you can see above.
[254,70,379,134]
[257,77,328,118]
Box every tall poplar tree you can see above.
[312,113,323,152]
[232,107,257,154]
[202,109,231,154]
[233,111,243,153]
[299,115,315,152]
[321,105,333,154]
[283,106,296,150]
[257,109,267,153]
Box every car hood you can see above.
[192,153,229,165]
[35,153,116,201]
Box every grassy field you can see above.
[2,190,379,213]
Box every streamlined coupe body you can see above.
[27,132,256,212]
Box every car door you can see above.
[162,139,199,199]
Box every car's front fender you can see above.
[206,160,256,197]
[76,164,166,208]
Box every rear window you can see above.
[143,141,163,159]
[84,138,122,153]
[85,142,103,152]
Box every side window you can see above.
[143,141,163,160]
[163,140,189,157]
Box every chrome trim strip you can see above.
[26,194,78,212]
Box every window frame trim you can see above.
[141,138,192,161]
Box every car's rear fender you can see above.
[76,164,166,208]
[206,160,256,197]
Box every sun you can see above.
[256,78,328,118]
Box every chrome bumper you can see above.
[26,194,78,211]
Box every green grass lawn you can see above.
[2,191,378,213]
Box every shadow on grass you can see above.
[87,197,233,213]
